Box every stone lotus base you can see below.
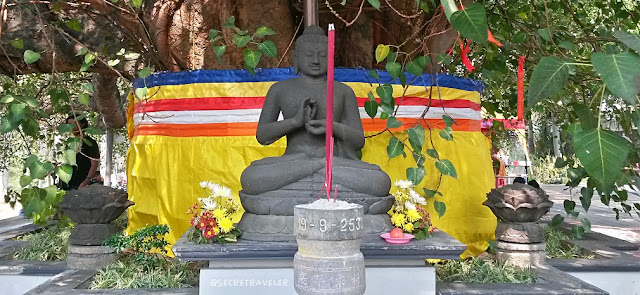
[496,241,546,268]
[66,245,117,270]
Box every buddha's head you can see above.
[293,25,328,78]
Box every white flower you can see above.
[394,179,414,189]
[404,201,417,211]
[409,189,426,205]
[200,181,211,189]
[211,184,233,199]
[198,197,217,211]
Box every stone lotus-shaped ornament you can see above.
[57,184,134,245]
[483,183,553,223]
[58,184,133,224]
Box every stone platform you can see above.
[173,230,466,295]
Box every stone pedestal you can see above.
[69,224,117,246]
[66,245,117,270]
[495,222,546,268]
[293,200,365,295]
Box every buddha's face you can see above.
[295,42,328,78]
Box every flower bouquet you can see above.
[186,182,242,243]
[388,180,435,239]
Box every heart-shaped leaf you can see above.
[580,218,591,233]
[24,50,41,64]
[436,159,457,179]
[442,114,456,127]
[551,214,564,227]
[434,200,447,218]
[8,103,26,124]
[592,52,640,104]
[527,57,574,106]
[426,149,439,159]
[209,29,219,40]
[62,149,77,166]
[368,69,380,80]
[65,19,82,32]
[233,34,251,47]
[406,61,424,76]
[11,38,24,49]
[55,165,73,184]
[243,49,263,69]
[406,167,426,185]
[387,116,402,128]
[222,16,236,28]
[255,26,276,37]
[449,3,488,45]
[387,137,404,159]
[439,127,453,141]
[614,30,640,53]
[375,44,389,63]
[376,84,394,104]
[572,128,630,189]
[20,175,33,187]
[258,40,277,58]
[213,45,226,64]
[29,160,53,179]
[138,67,151,79]
[580,187,593,212]
[386,62,402,79]
[407,126,425,153]
[78,93,90,106]
[364,100,378,119]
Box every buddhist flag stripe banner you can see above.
[127,68,496,258]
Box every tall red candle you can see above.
[325,24,335,200]
[517,55,525,121]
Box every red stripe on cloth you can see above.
[133,119,480,138]
[134,97,480,113]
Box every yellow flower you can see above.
[218,217,234,233]
[390,213,406,227]
[406,209,421,222]
[213,208,226,219]
[213,227,220,235]
[403,222,414,232]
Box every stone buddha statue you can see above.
[238,25,393,241]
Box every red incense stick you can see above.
[325,23,335,201]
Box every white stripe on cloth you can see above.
[133,106,480,125]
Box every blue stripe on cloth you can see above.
[133,68,484,93]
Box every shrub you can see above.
[532,156,569,184]
[89,256,199,289]
[436,258,537,284]
[13,225,71,261]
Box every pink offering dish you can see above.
[380,232,415,244]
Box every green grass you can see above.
[436,258,537,284]
[90,256,200,289]
[544,226,594,259]
[13,226,70,261]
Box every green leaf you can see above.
[367,0,380,10]
[1,117,18,133]
[376,84,394,104]
[255,26,276,37]
[129,0,143,8]
[23,50,41,64]
[78,93,90,106]
[537,28,552,42]
[426,149,439,159]
[375,44,390,63]
[25,155,38,168]
[386,62,402,79]
[614,30,640,53]
[76,47,88,56]
[21,117,40,137]
[572,103,597,130]
[423,188,441,198]
[233,34,251,47]
[442,114,455,127]
[406,61,424,76]
[20,175,33,187]
[436,159,457,179]
[449,3,488,45]
[364,100,378,119]
[258,40,277,58]
[434,201,446,218]
[234,28,249,35]
[29,160,53,179]
[65,19,82,32]
[551,214,564,227]
[8,103,26,123]
[380,112,389,119]
[414,230,426,240]
[62,149,77,166]
[380,101,394,115]
[412,151,425,167]
[415,56,431,68]
[139,67,151,79]
[368,69,380,80]
[558,41,574,50]
[572,226,585,240]
[563,199,576,214]
[580,218,591,233]
[572,128,630,189]
[134,87,148,99]
[243,49,263,69]
[84,52,96,64]
[10,38,24,49]
[406,167,426,185]
[527,57,574,106]
[84,127,105,135]
[580,187,593,212]
[591,52,640,104]
[407,125,425,153]
[213,45,226,64]
[55,165,73,184]
[439,127,453,141]
[20,96,39,108]
[222,16,236,28]
[387,137,404,159]
[82,82,94,93]
[209,29,219,40]
[387,116,402,128]
[0,94,15,104]
[441,0,458,19]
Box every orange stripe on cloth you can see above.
[133,119,480,138]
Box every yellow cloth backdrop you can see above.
[126,68,496,257]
